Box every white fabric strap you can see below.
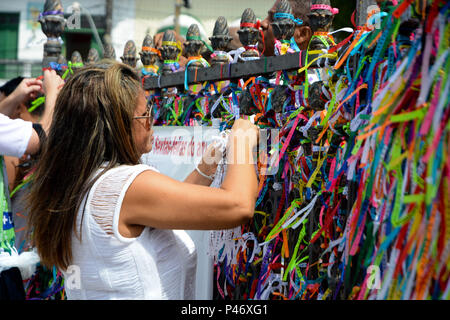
[195,165,214,181]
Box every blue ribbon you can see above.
[49,61,67,71]
[141,68,158,77]
[273,12,303,26]
[184,58,210,91]
[290,37,301,52]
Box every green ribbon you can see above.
[28,96,46,113]
[186,35,214,52]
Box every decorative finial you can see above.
[55,54,67,77]
[39,0,66,69]
[271,0,296,43]
[86,47,99,65]
[237,8,260,61]
[70,50,84,71]
[141,33,155,53]
[139,34,160,77]
[42,0,63,14]
[121,40,139,68]
[160,30,182,74]
[185,24,207,70]
[212,17,231,39]
[71,51,82,64]
[140,34,158,63]
[209,16,233,66]
[308,0,338,33]
[103,43,116,60]
[103,35,116,60]
[308,0,338,50]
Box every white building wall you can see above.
[0,0,46,62]
[0,0,135,63]
[133,0,274,57]
[110,0,135,62]
[0,0,275,64]
[60,0,137,63]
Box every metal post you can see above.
[356,0,378,26]
[105,0,113,40]
[39,0,66,69]
[80,4,104,56]
[174,0,182,35]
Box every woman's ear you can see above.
[293,26,312,50]
[18,103,33,121]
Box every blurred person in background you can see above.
[0,71,64,252]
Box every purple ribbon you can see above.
[38,10,64,20]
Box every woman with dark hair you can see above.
[27,61,259,299]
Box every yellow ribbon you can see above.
[162,41,183,62]
[298,50,338,74]
[280,42,291,55]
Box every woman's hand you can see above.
[10,78,43,103]
[41,70,64,133]
[43,69,64,96]
[197,141,223,177]
[227,119,259,164]
[0,78,43,117]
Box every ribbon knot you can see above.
[273,12,304,26]
[311,4,339,15]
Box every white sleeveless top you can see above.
[62,164,197,300]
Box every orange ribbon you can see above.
[142,47,161,58]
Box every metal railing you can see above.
[0,59,43,84]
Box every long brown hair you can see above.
[27,61,143,270]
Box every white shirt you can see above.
[63,164,197,300]
[0,113,32,158]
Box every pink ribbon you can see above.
[274,113,302,169]
[311,4,339,15]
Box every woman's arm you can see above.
[122,170,255,230]
[122,119,259,230]
[183,164,216,186]
[0,113,39,157]
[40,70,64,134]
[0,71,62,157]
[184,142,222,186]
[0,78,42,117]
[4,156,19,192]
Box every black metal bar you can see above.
[356,0,378,26]
[143,51,323,90]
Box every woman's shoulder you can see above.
[90,163,160,196]
[102,162,160,175]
